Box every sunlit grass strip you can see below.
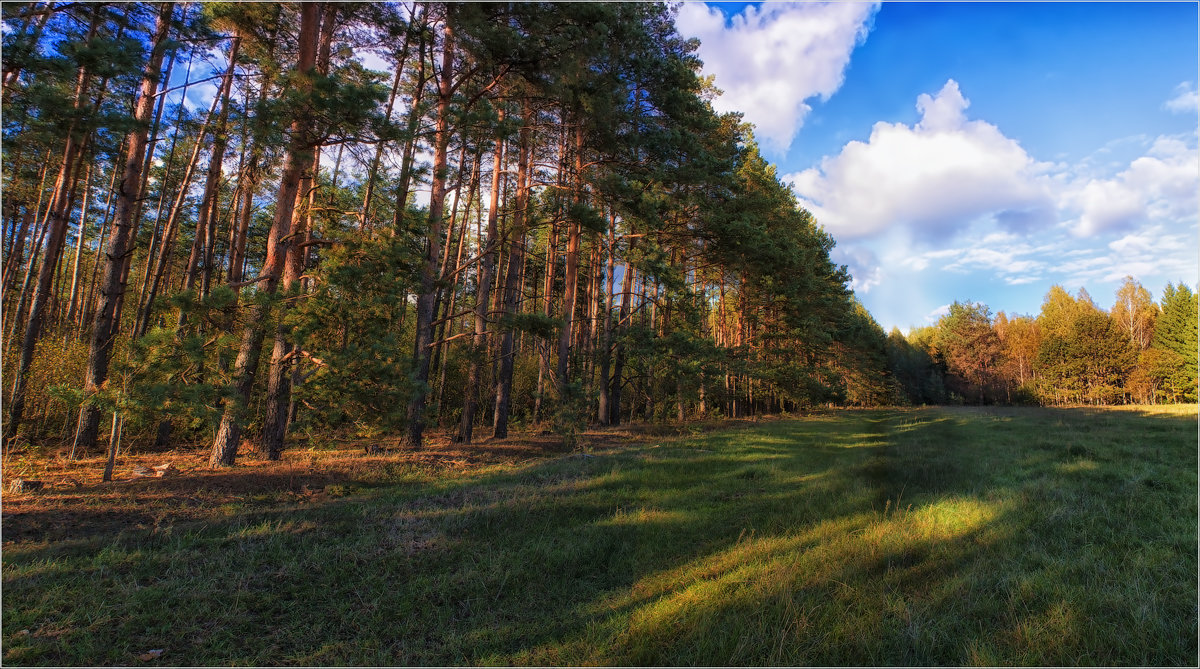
[3,406,1196,666]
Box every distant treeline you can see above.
[884,279,1197,407]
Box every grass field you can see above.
[3,406,1196,666]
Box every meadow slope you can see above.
[3,406,1196,666]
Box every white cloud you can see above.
[183,79,220,113]
[925,304,951,323]
[675,1,878,153]
[887,236,1051,288]
[787,80,1055,240]
[1164,82,1199,114]
[1065,134,1199,236]
[181,47,231,113]
[1068,180,1146,236]
[1005,275,1040,286]
[788,79,1198,250]
[900,247,959,272]
[945,247,1043,275]
[831,245,881,293]
[1101,226,1196,284]
[916,80,969,132]
[357,50,393,74]
[798,98,1194,327]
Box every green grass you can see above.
[3,406,1196,666]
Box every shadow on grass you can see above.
[2,407,1196,666]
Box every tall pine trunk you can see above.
[181,35,240,309]
[208,2,321,468]
[72,3,174,458]
[392,27,429,229]
[609,247,635,425]
[492,101,533,439]
[597,212,616,424]
[533,126,568,423]
[260,4,335,460]
[402,16,455,449]
[1,149,50,294]
[4,9,101,447]
[62,160,96,329]
[134,75,224,339]
[3,149,52,334]
[555,120,585,397]
[227,79,268,285]
[361,10,416,228]
[457,108,504,443]
[133,48,195,327]
[1,2,54,103]
[433,147,478,422]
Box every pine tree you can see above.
[73,2,175,461]
[1150,283,1198,403]
[209,2,322,467]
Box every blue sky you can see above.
[676,1,1199,333]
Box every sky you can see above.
[675,1,1199,333]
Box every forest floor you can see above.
[2,405,1196,666]
[1,417,754,544]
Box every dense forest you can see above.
[2,2,1195,470]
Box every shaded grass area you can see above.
[3,406,1196,665]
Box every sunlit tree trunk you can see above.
[402,15,455,449]
[361,8,417,228]
[4,8,101,447]
[181,34,240,309]
[134,75,224,339]
[209,2,321,467]
[555,120,584,399]
[133,47,194,328]
[597,211,616,424]
[261,3,335,460]
[457,110,504,443]
[393,23,429,229]
[72,2,174,458]
[492,100,533,439]
[609,249,635,425]
[3,149,54,338]
[1,1,54,104]
[62,160,96,329]
[227,79,268,286]
[434,147,479,422]
[1,149,51,296]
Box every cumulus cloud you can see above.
[831,245,882,293]
[183,79,220,113]
[181,46,232,112]
[675,1,878,153]
[1065,135,1199,236]
[861,214,1195,313]
[822,80,1198,327]
[788,80,1198,246]
[787,80,1055,240]
[916,81,969,132]
[945,247,1044,276]
[900,247,959,272]
[1164,82,1199,114]
[1100,225,1197,284]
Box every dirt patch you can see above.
[1,417,775,545]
